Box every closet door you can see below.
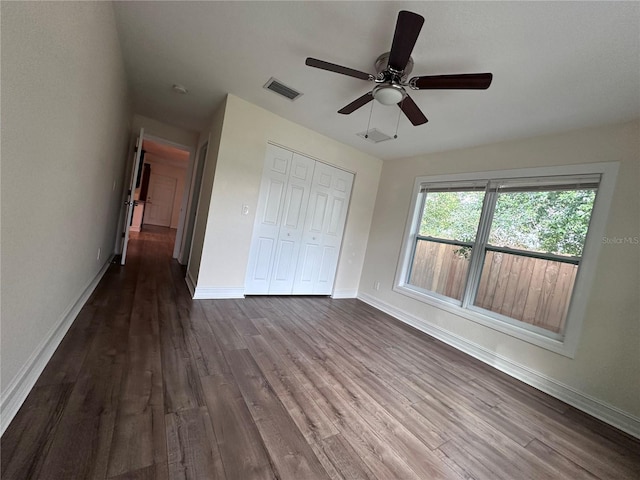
[268,154,315,294]
[244,145,293,294]
[293,162,354,295]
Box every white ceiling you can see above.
[113,1,640,160]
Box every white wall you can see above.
[1,2,131,428]
[359,121,640,424]
[187,99,227,286]
[190,94,382,298]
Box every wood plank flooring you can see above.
[2,226,639,479]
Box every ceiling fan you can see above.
[305,10,493,126]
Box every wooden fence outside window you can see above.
[409,239,578,334]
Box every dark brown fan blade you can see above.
[398,95,428,125]
[306,58,372,81]
[338,91,374,114]
[411,73,493,90]
[388,11,425,72]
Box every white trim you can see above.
[358,292,640,440]
[394,162,619,358]
[120,128,145,265]
[393,284,569,353]
[185,270,196,298]
[0,256,114,435]
[331,289,358,299]
[267,140,356,176]
[180,138,210,265]
[193,286,245,299]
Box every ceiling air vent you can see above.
[357,128,393,143]
[263,77,303,101]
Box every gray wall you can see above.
[1,2,132,419]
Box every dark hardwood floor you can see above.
[2,226,639,479]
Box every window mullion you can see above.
[461,188,498,309]
[405,191,428,285]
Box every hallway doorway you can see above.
[130,137,191,253]
[129,224,177,245]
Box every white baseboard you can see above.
[193,286,245,299]
[357,292,640,440]
[0,256,114,435]
[185,270,196,298]
[331,289,358,299]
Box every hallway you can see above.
[2,228,639,479]
[2,227,186,478]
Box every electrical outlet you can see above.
[374,281,380,291]
[97,248,101,261]
[241,204,250,215]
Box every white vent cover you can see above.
[263,77,303,101]
[357,128,393,143]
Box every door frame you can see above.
[179,137,210,265]
[245,143,355,296]
[142,134,195,261]
[118,128,144,265]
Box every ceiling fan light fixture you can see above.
[305,10,490,126]
[372,84,405,105]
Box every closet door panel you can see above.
[299,244,320,283]
[247,145,353,296]
[268,154,315,294]
[272,239,296,279]
[293,163,354,295]
[244,145,293,294]
[253,237,275,281]
[262,179,286,225]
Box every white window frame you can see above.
[394,162,619,358]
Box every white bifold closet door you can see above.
[293,162,353,294]
[245,144,353,295]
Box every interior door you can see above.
[293,162,354,294]
[244,145,294,294]
[179,142,208,264]
[268,153,315,294]
[120,128,144,265]
[144,173,176,227]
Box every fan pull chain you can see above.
[394,98,403,139]
[364,97,374,138]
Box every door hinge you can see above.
[122,232,125,238]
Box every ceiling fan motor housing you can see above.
[375,52,414,80]
[304,10,492,126]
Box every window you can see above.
[408,184,485,301]
[395,163,618,356]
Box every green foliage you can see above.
[420,191,484,243]
[421,189,596,257]
[490,189,596,256]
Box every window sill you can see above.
[393,283,575,358]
